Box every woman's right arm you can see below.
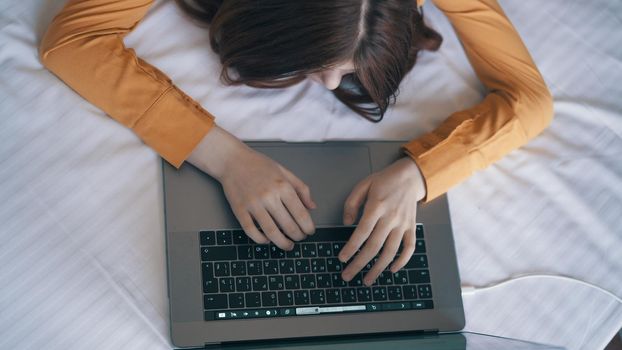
[40,0,316,248]
[39,0,214,167]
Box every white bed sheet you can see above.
[1,0,621,349]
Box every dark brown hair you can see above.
[175,0,442,122]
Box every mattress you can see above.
[0,0,620,349]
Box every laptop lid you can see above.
[197,331,566,349]
[163,141,464,347]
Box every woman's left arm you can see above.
[339,0,553,285]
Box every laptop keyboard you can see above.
[201,225,433,321]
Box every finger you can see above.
[232,206,270,244]
[341,218,392,281]
[281,187,315,235]
[362,229,403,286]
[390,227,416,273]
[343,177,372,225]
[270,200,306,242]
[338,203,382,263]
[250,207,294,250]
[280,166,316,210]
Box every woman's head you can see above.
[176,0,442,122]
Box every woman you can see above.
[39,0,553,286]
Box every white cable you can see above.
[460,273,622,304]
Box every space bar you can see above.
[296,305,366,315]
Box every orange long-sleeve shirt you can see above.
[39,0,553,202]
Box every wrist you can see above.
[397,156,427,201]
[186,125,247,181]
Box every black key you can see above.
[204,294,228,310]
[219,277,235,292]
[263,260,279,275]
[372,286,387,301]
[300,274,316,289]
[388,286,403,300]
[268,275,284,290]
[262,291,278,307]
[311,258,326,273]
[230,261,246,276]
[310,290,325,304]
[341,288,356,303]
[270,245,286,259]
[416,225,424,238]
[316,274,331,288]
[362,261,373,272]
[408,269,430,284]
[217,230,233,245]
[278,291,294,306]
[317,243,332,257]
[252,276,268,291]
[235,277,251,292]
[245,292,261,307]
[415,240,426,253]
[202,262,214,280]
[284,275,300,289]
[326,289,341,303]
[247,261,262,275]
[295,259,311,273]
[348,273,363,287]
[254,245,270,260]
[405,255,428,269]
[238,245,253,260]
[356,287,372,302]
[332,242,345,256]
[403,285,418,300]
[326,258,343,272]
[302,243,317,257]
[200,231,215,246]
[202,246,237,261]
[412,300,434,309]
[331,273,347,287]
[279,260,295,274]
[392,271,408,285]
[379,271,393,285]
[232,230,249,244]
[418,284,433,299]
[214,262,230,277]
[203,278,218,293]
[294,290,309,305]
[229,293,245,308]
[286,245,301,258]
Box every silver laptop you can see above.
[162,140,564,349]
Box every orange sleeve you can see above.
[39,0,216,168]
[402,0,554,201]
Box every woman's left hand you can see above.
[339,156,427,287]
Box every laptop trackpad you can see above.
[255,145,372,226]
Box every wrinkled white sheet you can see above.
[0,0,620,349]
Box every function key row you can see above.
[205,299,433,320]
[200,225,425,247]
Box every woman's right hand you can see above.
[187,125,316,250]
